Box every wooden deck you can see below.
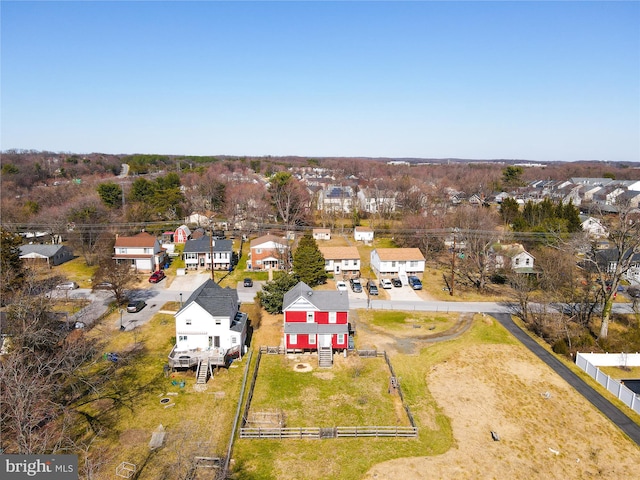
[168,345,227,369]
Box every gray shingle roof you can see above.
[283,281,349,311]
[180,279,240,317]
[19,244,68,258]
[183,236,232,254]
[284,323,348,334]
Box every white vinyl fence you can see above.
[575,352,640,415]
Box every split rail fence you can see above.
[239,347,418,439]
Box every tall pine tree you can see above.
[292,233,327,287]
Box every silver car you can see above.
[56,281,79,290]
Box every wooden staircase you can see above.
[196,359,210,384]
[318,347,333,368]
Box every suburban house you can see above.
[595,248,640,285]
[183,235,233,271]
[312,228,331,241]
[318,185,355,213]
[354,226,374,243]
[580,215,608,238]
[357,188,397,215]
[370,248,426,281]
[248,235,289,270]
[282,281,350,367]
[318,246,361,278]
[168,279,248,382]
[113,232,166,272]
[492,243,535,273]
[19,244,74,267]
[174,225,191,244]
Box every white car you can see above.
[336,281,348,291]
[379,278,393,289]
[55,281,79,290]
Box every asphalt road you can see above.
[491,312,640,447]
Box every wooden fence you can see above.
[239,346,419,440]
[240,426,418,439]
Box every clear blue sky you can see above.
[2,1,639,162]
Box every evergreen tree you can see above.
[1,228,25,302]
[97,182,123,208]
[292,233,327,287]
[257,272,300,314]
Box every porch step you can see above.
[318,347,333,368]
[196,359,210,384]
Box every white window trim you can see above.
[306,312,314,323]
[289,334,297,345]
[329,312,337,324]
[308,334,316,345]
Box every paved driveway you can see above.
[385,285,422,301]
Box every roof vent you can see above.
[307,291,313,296]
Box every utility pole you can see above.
[210,227,215,282]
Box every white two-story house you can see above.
[168,280,248,379]
[318,246,361,278]
[113,232,166,272]
[183,236,233,271]
[370,248,425,280]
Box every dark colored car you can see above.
[243,278,253,287]
[407,276,423,290]
[367,281,379,296]
[349,278,363,293]
[149,270,166,283]
[93,281,114,290]
[127,300,146,313]
[391,277,402,287]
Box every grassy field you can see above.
[230,313,518,479]
[359,310,458,335]
[247,353,409,428]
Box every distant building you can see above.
[312,228,331,241]
[113,232,165,272]
[19,244,74,267]
[354,226,374,243]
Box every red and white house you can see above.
[248,234,289,270]
[283,282,349,366]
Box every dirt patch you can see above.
[364,344,640,479]
[294,362,313,372]
[118,429,148,446]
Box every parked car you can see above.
[126,300,146,313]
[407,276,423,290]
[349,278,363,293]
[391,277,402,287]
[379,278,393,289]
[243,278,253,287]
[627,287,640,298]
[93,281,114,290]
[148,270,166,283]
[367,281,379,296]
[336,281,348,291]
[55,281,79,290]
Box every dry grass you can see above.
[76,308,247,480]
[601,366,640,379]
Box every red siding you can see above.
[285,311,307,323]
[315,311,328,323]
[285,333,317,350]
[332,333,347,348]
